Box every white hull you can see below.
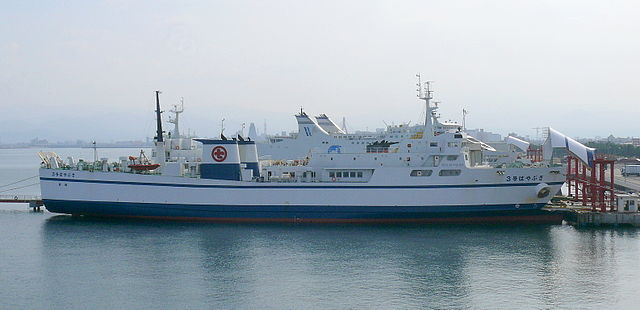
[40,167,565,222]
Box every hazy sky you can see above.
[1,0,639,143]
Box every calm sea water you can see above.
[1,148,640,309]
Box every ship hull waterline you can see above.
[43,199,562,224]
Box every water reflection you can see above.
[40,217,640,309]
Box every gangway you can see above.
[0,195,44,211]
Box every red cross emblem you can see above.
[212,146,227,162]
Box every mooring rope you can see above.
[0,183,40,194]
[0,175,39,189]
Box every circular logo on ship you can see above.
[212,146,227,162]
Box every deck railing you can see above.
[0,194,42,202]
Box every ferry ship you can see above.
[38,80,592,223]
[257,109,466,160]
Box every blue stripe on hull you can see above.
[40,177,565,189]
[43,199,557,223]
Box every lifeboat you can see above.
[128,163,160,171]
[127,150,159,171]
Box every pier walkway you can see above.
[0,195,44,211]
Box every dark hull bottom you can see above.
[43,199,562,224]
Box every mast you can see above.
[263,119,267,137]
[168,97,184,139]
[92,140,97,162]
[155,90,163,142]
[416,74,434,139]
[342,117,348,134]
[463,109,468,131]
[153,90,166,169]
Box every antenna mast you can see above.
[463,109,469,131]
[168,97,184,138]
[263,119,267,137]
[416,74,434,139]
[155,90,163,143]
[92,140,97,162]
[342,117,348,134]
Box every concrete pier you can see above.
[564,211,640,227]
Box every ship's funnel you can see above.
[315,114,346,134]
[543,128,596,167]
[296,111,329,138]
[238,140,260,178]
[195,139,241,180]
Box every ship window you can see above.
[454,134,463,139]
[336,172,342,178]
[410,170,433,177]
[357,171,363,178]
[350,171,356,177]
[447,155,458,161]
[439,169,461,176]
[430,142,438,147]
[329,172,335,178]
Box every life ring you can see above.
[174,146,180,150]
[331,177,336,182]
